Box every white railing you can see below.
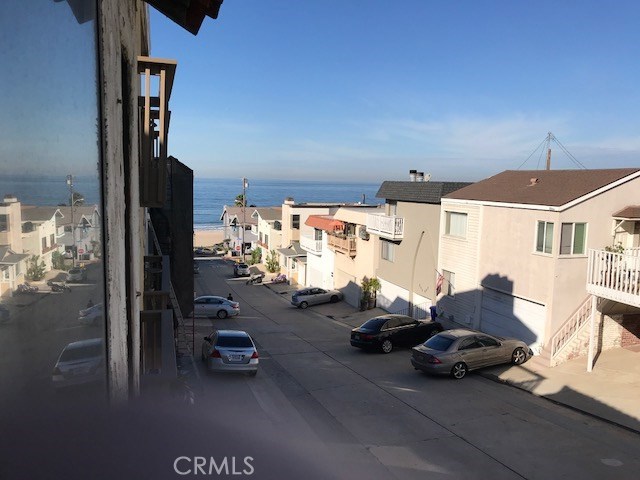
[366,213,404,240]
[550,296,593,359]
[299,234,322,254]
[586,248,640,308]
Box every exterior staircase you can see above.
[547,296,597,367]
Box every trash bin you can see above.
[429,306,438,321]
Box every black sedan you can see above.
[350,314,443,353]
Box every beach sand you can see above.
[194,229,225,248]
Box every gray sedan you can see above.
[411,328,533,379]
[201,330,259,376]
[291,287,343,309]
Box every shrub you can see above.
[265,249,279,273]
[25,255,46,281]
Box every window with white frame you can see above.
[560,223,586,255]
[443,270,455,296]
[381,239,395,261]
[536,221,554,254]
[445,211,467,238]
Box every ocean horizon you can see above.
[0,175,384,231]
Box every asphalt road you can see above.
[188,258,640,480]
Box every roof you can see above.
[277,241,307,258]
[305,215,344,231]
[144,0,223,35]
[56,206,100,226]
[220,206,258,225]
[252,207,282,222]
[613,206,640,220]
[20,206,61,222]
[445,168,640,207]
[376,181,473,203]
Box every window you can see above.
[314,228,322,241]
[292,214,300,229]
[536,221,554,254]
[477,335,500,347]
[445,212,467,238]
[264,234,269,245]
[50,234,55,247]
[458,337,482,350]
[443,270,455,297]
[560,223,586,255]
[41,237,47,251]
[381,239,395,261]
[0,214,8,231]
[387,201,398,216]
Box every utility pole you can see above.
[545,132,552,170]
[66,174,75,267]
[242,177,248,261]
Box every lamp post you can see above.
[241,177,248,261]
[66,175,75,267]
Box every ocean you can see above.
[0,175,383,231]
[194,178,382,230]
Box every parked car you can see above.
[350,315,443,353]
[78,303,103,325]
[52,338,104,389]
[194,247,214,256]
[411,328,533,379]
[193,295,240,319]
[291,287,343,309]
[67,267,87,283]
[233,263,250,277]
[201,330,258,375]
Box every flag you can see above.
[435,274,444,295]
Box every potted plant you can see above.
[360,276,381,310]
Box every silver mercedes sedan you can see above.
[291,287,343,309]
[411,328,533,379]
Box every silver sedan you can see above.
[291,287,343,309]
[411,328,533,379]
[201,330,259,376]
[193,295,240,319]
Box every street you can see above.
[188,258,640,480]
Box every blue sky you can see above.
[150,0,640,182]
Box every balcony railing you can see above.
[327,234,357,257]
[300,234,322,254]
[586,248,640,308]
[366,213,404,240]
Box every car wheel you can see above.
[511,347,527,365]
[451,362,467,379]
[330,295,339,303]
[381,339,393,354]
[217,310,228,319]
[299,301,308,309]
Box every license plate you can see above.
[228,355,243,361]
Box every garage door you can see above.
[480,288,546,354]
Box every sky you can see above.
[149,0,640,183]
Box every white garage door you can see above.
[480,288,546,354]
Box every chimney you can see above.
[284,197,295,205]
[416,172,424,182]
[528,178,539,187]
[3,194,18,203]
[409,169,417,182]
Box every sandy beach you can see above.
[194,229,225,248]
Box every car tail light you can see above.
[426,354,441,364]
[251,351,259,359]
[232,305,240,310]
[210,349,221,358]
[361,334,373,340]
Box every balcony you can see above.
[366,213,404,240]
[327,234,357,257]
[300,234,322,254]
[586,248,640,309]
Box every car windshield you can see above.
[423,334,455,351]
[359,318,387,332]
[216,336,253,348]
[60,343,103,362]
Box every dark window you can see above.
[384,318,402,329]
[359,318,387,332]
[292,214,300,229]
[216,336,254,348]
[424,335,455,351]
[477,335,500,347]
[0,214,8,231]
[458,337,482,350]
[397,317,416,327]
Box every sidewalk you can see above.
[263,280,640,433]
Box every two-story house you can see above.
[56,205,102,262]
[367,175,471,318]
[251,207,282,259]
[0,195,29,295]
[220,205,258,255]
[438,168,640,366]
[20,205,63,270]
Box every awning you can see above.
[613,206,640,220]
[277,241,306,258]
[305,215,344,232]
